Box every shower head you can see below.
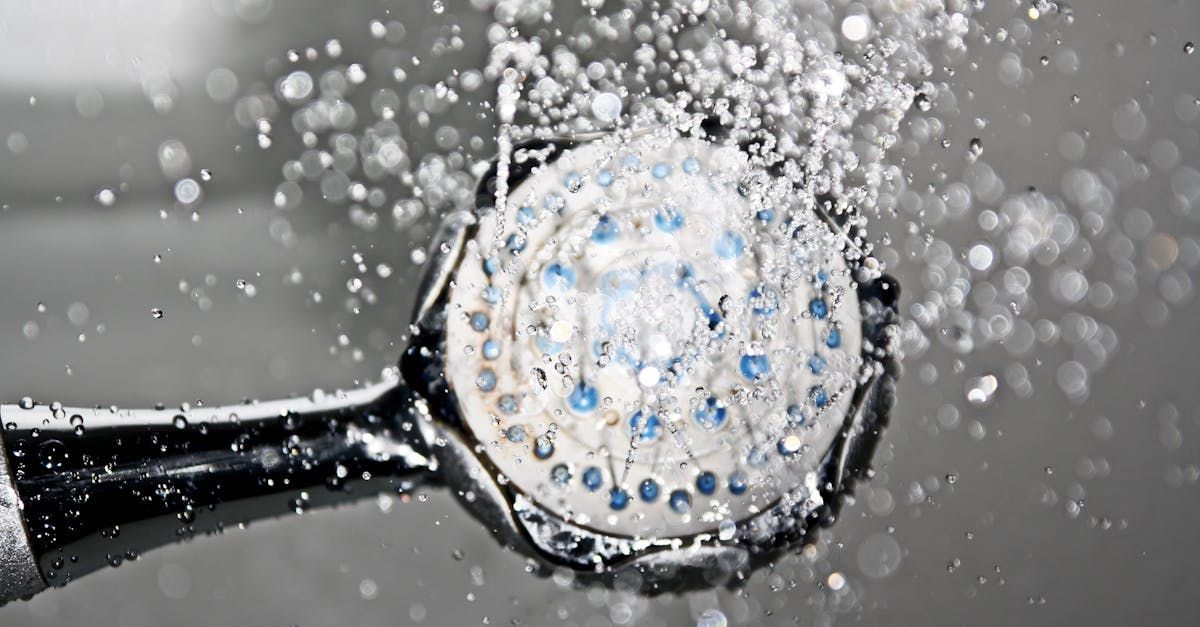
[0,126,897,600]
[404,127,899,587]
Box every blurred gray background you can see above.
[0,0,1198,625]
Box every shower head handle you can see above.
[0,381,434,600]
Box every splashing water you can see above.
[217,0,1199,614]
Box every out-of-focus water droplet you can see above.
[591,92,622,122]
[965,374,998,406]
[359,578,379,600]
[857,533,903,579]
[696,609,727,627]
[7,131,28,155]
[325,38,343,58]
[279,70,314,103]
[158,139,190,179]
[841,13,872,43]
[174,178,201,205]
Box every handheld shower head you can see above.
[0,126,897,601]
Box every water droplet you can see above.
[95,188,116,206]
[174,178,201,205]
[591,92,622,122]
[717,519,736,541]
[696,609,727,627]
[38,439,68,470]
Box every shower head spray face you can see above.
[409,129,897,585]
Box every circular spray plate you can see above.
[444,131,864,541]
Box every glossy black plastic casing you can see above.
[0,384,431,585]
